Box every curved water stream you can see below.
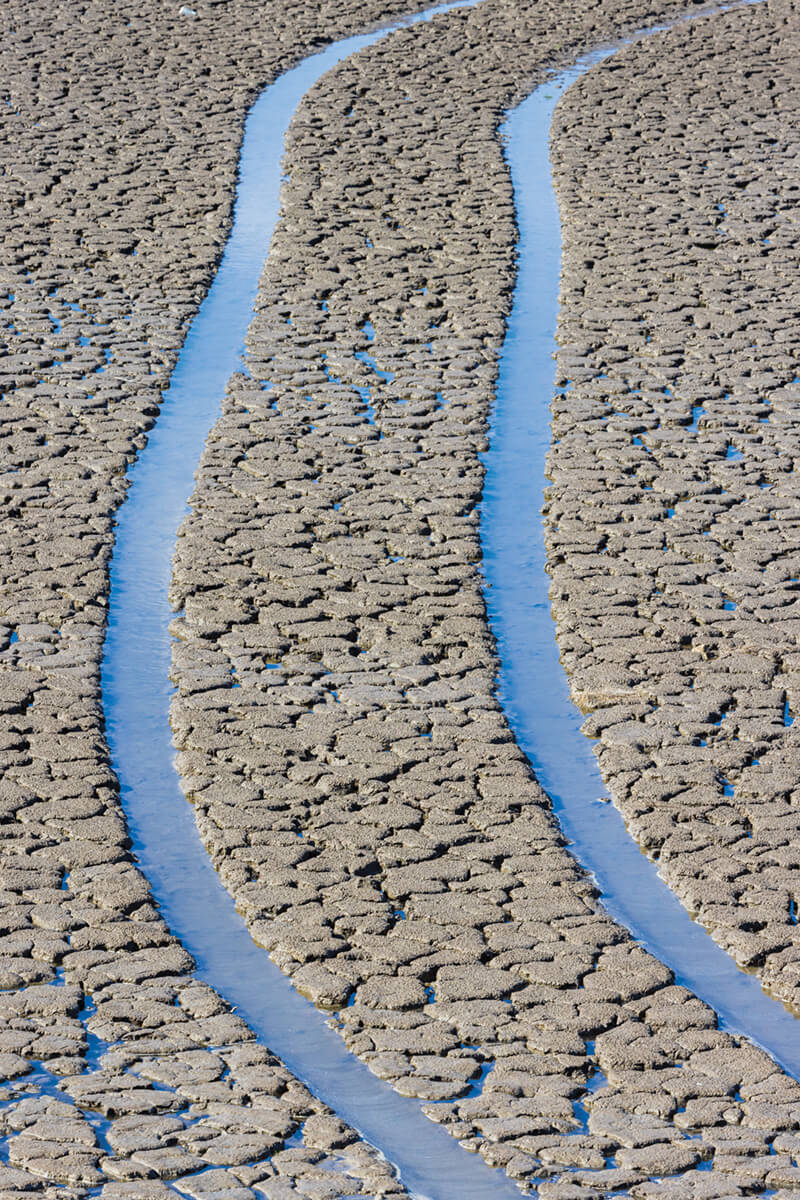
[484,0,800,1081]
[101,5,524,1200]
[100,2,798,1199]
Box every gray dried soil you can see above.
[0,0,458,1193]
[549,0,800,1006]
[168,0,800,1195]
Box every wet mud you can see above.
[1,0,798,1193]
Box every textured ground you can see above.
[0,0,451,1194]
[168,0,800,1195]
[3,0,800,1194]
[548,0,800,1007]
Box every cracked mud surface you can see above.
[167,0,800,1194]
[3,0,800,1193]
[0,0,460,1193]
[548,0,800,1008]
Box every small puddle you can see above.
[483,0,800,1082]
[101,3,521,1199]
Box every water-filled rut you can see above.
[102,0,798,1195]
[101,6,524,1199]
[484,1,800,1083]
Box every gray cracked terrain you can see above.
[3,0,800,1194]
[548,0,800,1007]
[167,0,800,1195]
[0,0,455,1194]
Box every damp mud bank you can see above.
[3,0,795,1194]
[165,0,800,1193]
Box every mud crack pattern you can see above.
[0,0,469,1194]
[169,0,800,1195]
[548,0,800,1007]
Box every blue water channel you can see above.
[101,5,524,1200]
[101,2,798,1200]
[483,0,800,1082]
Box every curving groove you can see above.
[101,1,800,1198]
[483,0,800,1084]
[101,4,524,1200]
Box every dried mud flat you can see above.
[549,0,800,1007]
[2,0,800,1198]
[0,0,445,1195]
[170,0,800,1195]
